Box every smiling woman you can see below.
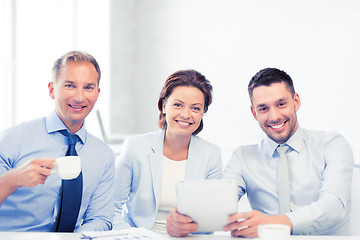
[113,69,223,236]
[162,86,205,156]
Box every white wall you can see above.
[1,0,358,162]
[109,0,360,165]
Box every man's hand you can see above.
[0,158,55,205]
[166,206,198,237]
[223,210,293,238]
[13,158,55,188]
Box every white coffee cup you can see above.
[258,224,290,240]
[52,156,81,180]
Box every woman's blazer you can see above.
[113,129,222,229]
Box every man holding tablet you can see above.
[223,68,353,237]
[167,67,353,238]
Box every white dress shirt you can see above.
[223,127,354,235]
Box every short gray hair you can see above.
[52,50,101,84]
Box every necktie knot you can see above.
[59,130,79,156]
[60,129,78,145]
[277,145,289,155]
[67,134,78,146]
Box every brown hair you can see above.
[248,68,295,102]
[157,69,213,135]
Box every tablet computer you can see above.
[176,179,239,233]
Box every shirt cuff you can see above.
[286,206,321,235]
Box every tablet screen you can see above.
[176,179,239,233]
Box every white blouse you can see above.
[152,155,187,233]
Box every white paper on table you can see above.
[81,227,171,240]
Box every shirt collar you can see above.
[265,126,304,157]
[45,110,86,144]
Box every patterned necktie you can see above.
[56,130,83,232]
[276,145,291,214]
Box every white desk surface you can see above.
[1,231,360,240]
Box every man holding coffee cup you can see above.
[223,68,353,237]
[0,51,115,232]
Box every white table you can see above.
[2,231,360,240]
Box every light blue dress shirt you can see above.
[0,111,115,232]
[113,129,223,229]
[223,127,354,235]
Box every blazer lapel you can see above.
[148,130,165,207]
[185,135,203,179]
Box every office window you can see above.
[0,0,109,138]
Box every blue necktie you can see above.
[56,130,83,232]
